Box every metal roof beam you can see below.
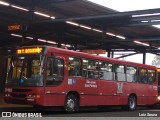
[28,8,160,24]
[114,52,140,59]
[36,0,76,5]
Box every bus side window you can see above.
[87,60,98,79]
[46,57,64,86]
[82,59,88,78]
[82,59,98,79]
[148,69,156,84]
[99,61,113,80]
[138,68,147,84]
[126,66,137,82]
[46,58,52,76]
[115,64,125,81]
[68,57,82,77]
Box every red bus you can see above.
[4,46,160,113]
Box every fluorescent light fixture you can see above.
[141,21,149,23]
[132,13,160,18]
[38,39,46,42]
[11,34,22,37]
[38,39,56,44]
[11,5,29,11]
[106,32,116,37]
[158,48,160,50]
[116,35,126,39]
[151,19,160,22]
[152,25,160,29]
[128,49,135,51]
[134,41,149,46]
[134,41,141,44]
[47,41,56,44]
[66,21,92,30]
[34,11,50,18]
[111,49,125,51]
[80,25,92,30]
[61,44,65,46]
[50,16,55,19]
[92,28,103,33]
[142,43,149,46]
[26,37,33,39]
[0,1,10,6]
[66,44,71,47]
[151,46,158,49]
[65,21,79,26]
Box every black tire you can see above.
[64,94,79,113]
[128,95,136,111]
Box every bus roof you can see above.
[45,46,156,69]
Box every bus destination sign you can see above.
[16,48,42,54]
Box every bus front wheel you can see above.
[64,94,79,113]
[128,95,136,111]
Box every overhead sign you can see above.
[8,24,27,31]
[8,25,21,31]
[16,48,43,54]
[81,49,106,54]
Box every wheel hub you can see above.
[129,98,135,109]
[67,99,75,110]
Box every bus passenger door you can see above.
[44,53,66,106]
[98,62,118,105]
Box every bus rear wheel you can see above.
[128,95,136,111]
[64,94,79,113]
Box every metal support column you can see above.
[57,42,61,48]
[111,51,114,58]
[107,51,111,57]
[143,52,146,64]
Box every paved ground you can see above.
[0,105,159,117]
[0,94,159,117]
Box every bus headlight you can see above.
[157,96,160,101]
[27,94,40,98]
[5,94,11,97]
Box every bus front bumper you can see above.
[4,93,39,105]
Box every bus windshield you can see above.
[6,55,44,86]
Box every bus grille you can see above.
[11,94,26,98]
[12,89,32,92]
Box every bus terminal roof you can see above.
[1,0,160,56]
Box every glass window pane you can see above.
[115,64,125,81]
[82,59,99,79]
[115,64,125,73]
[46,58,64,86]
[82,59,88,78]
[99,62,113,80]
[139,68,147,84]
[68,57,82,77]
[126,66,137,82]
[148,69,156,84]
[88,60,96,79]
